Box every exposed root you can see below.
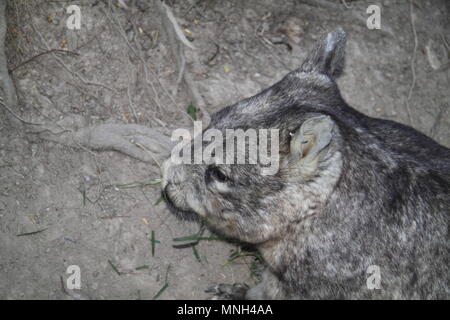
[155,0,211,126]
[29,117,174,166]
[405,0,418,126]
[161,1,196,50]
[0,97,42,125]
[2,1,183,169]
[0,0,18,110]
[9,49,79,73]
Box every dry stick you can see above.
[9,49,79,73]
[15,4,171,169]
[14,52,115,166]
[32,57,110,112]
[341,0,352,9]
[161,1,195,50]
[125,52,139,123]
[103,6,155,100]
[174,51,185,96]
[12,13,112,159]
[206,43,220,65]
[303,0,396,39]
[405,0,417,126]
[156,0,211,126]
[126,12,193,123]
[120,4,193,124]
[30,19,114,93]
[0,98,42,125]
[133,141,162,170]
[182,0,203,17]
[22,60,170,167]
[101,5,166,117]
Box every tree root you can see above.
[2,1,200,169]
[155,0,211,126]
[0,0,18,110]
[29,116,174,167]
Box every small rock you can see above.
[425,38,445,70]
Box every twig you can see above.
[0,98,42,125]
[405,0,417,126]
[429,103,447,139]
[125,52,139,123]
[162,1,195,50]
[133,141,162,169]
[29,18,114,92]
[101,5,166,115]
[341,0,352,9]
[174,50,185,96]
[120,4,193,123]
[9,49,79,73]
[155,0,211,125]
[183,0,203,17]
[206,43,220,65]
[128,7,193,123]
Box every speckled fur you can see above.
[161,30,449,299]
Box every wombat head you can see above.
[161,30,347,244]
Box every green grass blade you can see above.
[152,264,171,300]
[187,103,197,120]
[192,245,201,263]
[135,265,149,270]
[152,283,168,300]
[154,192,166,206]
[108,260,121,275]
[150,231,160,256]
[173,234,223,242]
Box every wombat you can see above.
[161,29,449,299]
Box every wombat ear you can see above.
[300,29,346,78]
[289,115,335,163]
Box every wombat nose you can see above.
[161,157,186,190]
[163,184,173,206]
[161,158,173,190]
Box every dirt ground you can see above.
[0,0,448,299]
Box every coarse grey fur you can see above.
[161,29,449,299]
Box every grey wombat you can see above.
[161,29,449,299]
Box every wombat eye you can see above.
[205,166,229,183]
